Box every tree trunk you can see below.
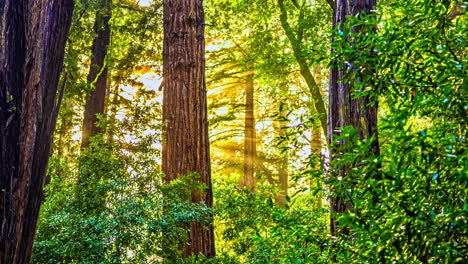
[0,1,74,263]
[162,0,215,258]
[328,0,380,236]
[275,104,289,206]
[241,74,256,190]
[311,66,324,208]
[277,157,289,206]
[81,0,112,149]
[277,0,328,139]
[311,126,323,208]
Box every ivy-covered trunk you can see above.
[81,0,112,149]
[162,0,215,258]
[0,0,74,263]
[328,0,380,236]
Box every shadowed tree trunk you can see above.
[242,74,256,190]
[328,0,380,236]
[81,0,112,149]
[74,0,112,219]
[0,1,74,263]
[162,0,215,258]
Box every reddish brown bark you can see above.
[81,0,111,149]
[162,0,215,258]
[242,74,256,190]
[0,0,74,263]
[328,0,380,236]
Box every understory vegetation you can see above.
[24,0,467,263]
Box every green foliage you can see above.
[33,0,467,263]
[213,178,329,263]
[157,173,215,262]
[33,134,160,263]
[326,0,467,262]
[33,139,214,263]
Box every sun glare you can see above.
[137,0,153,7]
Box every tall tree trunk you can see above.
[275,103,289,206]
[328,0,380,237]
[241,74,256,190]
[311,126,322,208]
[162,0,215,258]
[277,156,289,206]
[311,65,324,208]
[0,1,74,263]
[81,0,112,149]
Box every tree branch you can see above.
[116,4,145,12]
[290,0,300,9]
[277,0,328,139]
[278,0,299,45]
[297,1,307,43]
[255,159,278,185]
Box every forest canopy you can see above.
[0,0,466,263]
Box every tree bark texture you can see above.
[162,0,215,258]
[328,0,380,236]
[242,74,256,190]
[81,0,111,149]
[0,0,74,263]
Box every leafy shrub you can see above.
[326,0,467,262]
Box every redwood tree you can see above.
[162,0,215,258]
[0,0,74,263]
[81,0,112,149]
[328,0,380,236]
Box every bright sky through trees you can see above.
[138,0,152,7]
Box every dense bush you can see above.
[213,178,328,263]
